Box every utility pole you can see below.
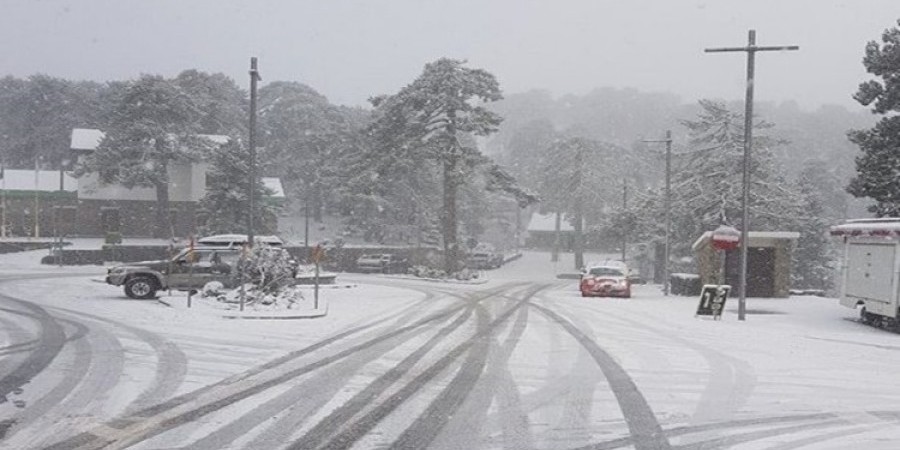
[643,130,672,295]
[621,181,627,262]
[705,30,798,321]
[241,57,261,313]
[34,155,40,238]
[304,197,310,249]
[247,57,261,248]
[573,143,584,270]
[57,158,66,266]
[1,159,6,239]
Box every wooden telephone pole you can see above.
[643,130,672,296]
[705,30,798,321]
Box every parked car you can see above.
[196,234,284,248]
[355,253,408,274]
[106,246,241,299]
[467,250,504,269]
[580,262,632,298]
[106,245,295,299]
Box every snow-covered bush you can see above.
[233,246,296,294]
[205,247,302,309]
[201,281,225,298]
[215,283,304,309]
[407,265,479,281]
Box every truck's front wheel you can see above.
[125,276,157,299]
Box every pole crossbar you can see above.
[704,29,798,321]
[705,45,799,53]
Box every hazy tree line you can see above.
[485,17,900,290]
[0,60,534,271]
[2,17,898,283]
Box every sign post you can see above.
[696,225,741,320]
[696,284,731,319]
[711,224,740,284]
[312,244,324,310]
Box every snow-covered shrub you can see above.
[202,281,225,298]
[215,283,304,309]
[233,246,296,294]
[407,265,479,281]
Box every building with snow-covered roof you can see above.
[58,128,286,238]
[0,169,78,238]
[524,212,578,249]
[692,230,800,298]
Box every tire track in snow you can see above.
[0,313,37,356]
[180,288,464,450]
[596,309,756,427]
[298,284,545,450]
[46,284,519,450]
[285,304,478,450]
[531,302,671,450]
[0,296,66,409]
[550,307,615,447]
[428,297,534,450]
[0,318,92,445]
[386,284,547,450]
[49,308,189,414]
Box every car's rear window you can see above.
[588,267,624,276]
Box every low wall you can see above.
[42,245,175,266]
[44,244,442,270]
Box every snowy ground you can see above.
[1,249,900,449]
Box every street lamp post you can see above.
[248,57,261,248]
[643,130,672,296]
[705,30,798,321]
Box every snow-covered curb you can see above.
[380,273,489,285]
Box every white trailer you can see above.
[831,219,900,326]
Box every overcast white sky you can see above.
[1,0,895,110]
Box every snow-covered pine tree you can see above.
[792,159,842,291]
[198,138,279,235]
[79,74,211,238]
[665,99,803,254]
[365,58,504,272]
[537,136,631,268]
[848,19,900,216]
[258,81,358,223]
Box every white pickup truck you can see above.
[831,218,900,327]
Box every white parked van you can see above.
[831,218,900,326]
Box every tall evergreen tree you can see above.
[848,19,900,216]
[0,75,101,168]
[257,81,355,222]
[538,136,629,268]
[365,58,505,271]
[792,159,842,290]
[79,74,210,238]
[199,139,278,235]
[629,100,802,256]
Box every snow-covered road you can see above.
[2,251,900,449]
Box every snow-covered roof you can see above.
[262,177,285,198]
[69,128,230,151]
[70,128,105,151]
[1,169,78,192]
[197,234,284,246]
[692,230,800,251]
[527,212,575,232]
[830,219,900,237]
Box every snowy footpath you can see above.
[1,249,900,449]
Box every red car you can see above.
[580,264,631,298]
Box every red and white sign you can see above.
[711,225,741,251]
